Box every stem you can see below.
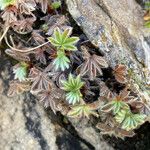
[5,36,50,53]
[0,26,10,43]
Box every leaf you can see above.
[28,67,52,94]
[101,88,131,114]
[78,46,108,80]
[48,27,79,51]
[53,51,70,71]
[37,83,64,113]
[144,20,150,28]
[115,109,146,131]
[0,0,16,10]
[113,64,127,84]
[51,1,61,10]
[13,62,29,82]
[61,74,84,105]
[101,100,129,114]
[7,80,30,97]
[67,104,98,118]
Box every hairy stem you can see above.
[0,26,10,43]
[5,36,50,53]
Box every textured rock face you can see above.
[0,55,113,150]
[0,93,57,150]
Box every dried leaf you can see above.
[78,46,108,80]
[7,80,30,97]
[28,67,52,94]
[37,83,64,113]
[113,64,127,84]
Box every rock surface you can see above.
[0,55,114,150]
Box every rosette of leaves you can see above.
[67,103,98,119]
[0,0,16,10]
[13,62,29,82]
[61,74,84,105]
[115,109,146,131]
[101,89,131,114]
[48,27,79,71]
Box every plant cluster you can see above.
[0,0,149,139]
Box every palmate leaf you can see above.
[101,100,129,115]
[37,84,64,114]
[115,109,146,131]
[67,104,98,119]
[0,0,16,10]
[113,64,127,84]
[53,51,70,71]
[61,74,84,105]
[28,67,52,94]
[7,80,31,97]
[48,28,79,51]
[96,120,135,139]
[78,46,108,80]
[101,88,133,114]
[13,62,29,82]
[66,91,82,105]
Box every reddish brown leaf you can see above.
[113,64,127,84]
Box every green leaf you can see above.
[145,2,150,10]
[144,21,150,28]
[115,109,146,131]
[101,100,129,115]
[67,104,98,118]
[61,74,84,105]
[0,0,16,10]
[13,62,28,82]
[51,1,61,10]
[49,28,79,51]
[53,51,70,71]
[48,37,60,47]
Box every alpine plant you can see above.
[48,27,79,71]
[61,74,84,105]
